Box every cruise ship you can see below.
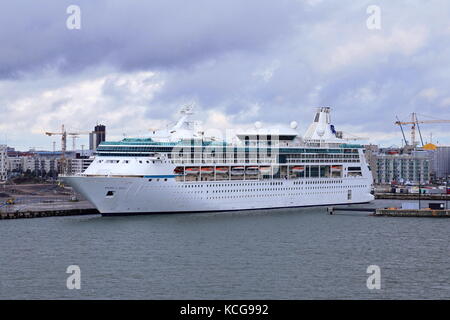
[61,107,374,216]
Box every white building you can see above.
[6,151,95,177]
[7,157,23,172]
[22,156,58,174]
[375,150,431,184]
[6,154,60,176]
[0,145,7,181]
[68,158,94,174]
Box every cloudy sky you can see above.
[1,0,450,150]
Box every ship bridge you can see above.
[236,121,302,148]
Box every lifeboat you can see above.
[291,166,305,173]
[185,167,200,175]
[246,166,259,175]
[331,165,342,171]
[215,167,229,174]
[200,167,214,174]
[231,166,245,175]
[259,166,271,174]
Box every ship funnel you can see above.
[303,107,341,142]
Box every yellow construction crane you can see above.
[395,112,450,146]
[45,124,91,173]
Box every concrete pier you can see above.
[0,208,99,220]
[327,207,376,215]
[375,208,450,217]
[375,193,450,201]
[327,206,450,217]
[0,183,100,220]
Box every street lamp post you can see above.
[418,168,421,210]
[418,179,421,209]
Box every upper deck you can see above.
[95,138,363,163]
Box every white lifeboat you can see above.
[200,167,214,174]
[292,166,305,173]
[215,167,229,174]
[231,166,245,175]
[246,166,259,175]
[259,166,271,174]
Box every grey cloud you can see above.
[0,0,298,77]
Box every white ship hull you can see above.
[62,175,374,215]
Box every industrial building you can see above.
[433,146,450,179]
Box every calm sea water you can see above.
[0,200,449,300]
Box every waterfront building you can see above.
[365,143,448,185]
[6,151,62,177]
[373,150,431,184]
[7,157,23,172]
[6,149,96,178]
[22,154,59,176]
[68,157,94,175]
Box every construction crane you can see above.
[396,116,408,146]
[395,112,450,147]
[45,125,91,173]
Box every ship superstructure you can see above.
[62,107,374,215]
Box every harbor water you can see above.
[0,199,449,299]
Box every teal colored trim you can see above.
[97,146,348,154]
[339,144,363,148]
